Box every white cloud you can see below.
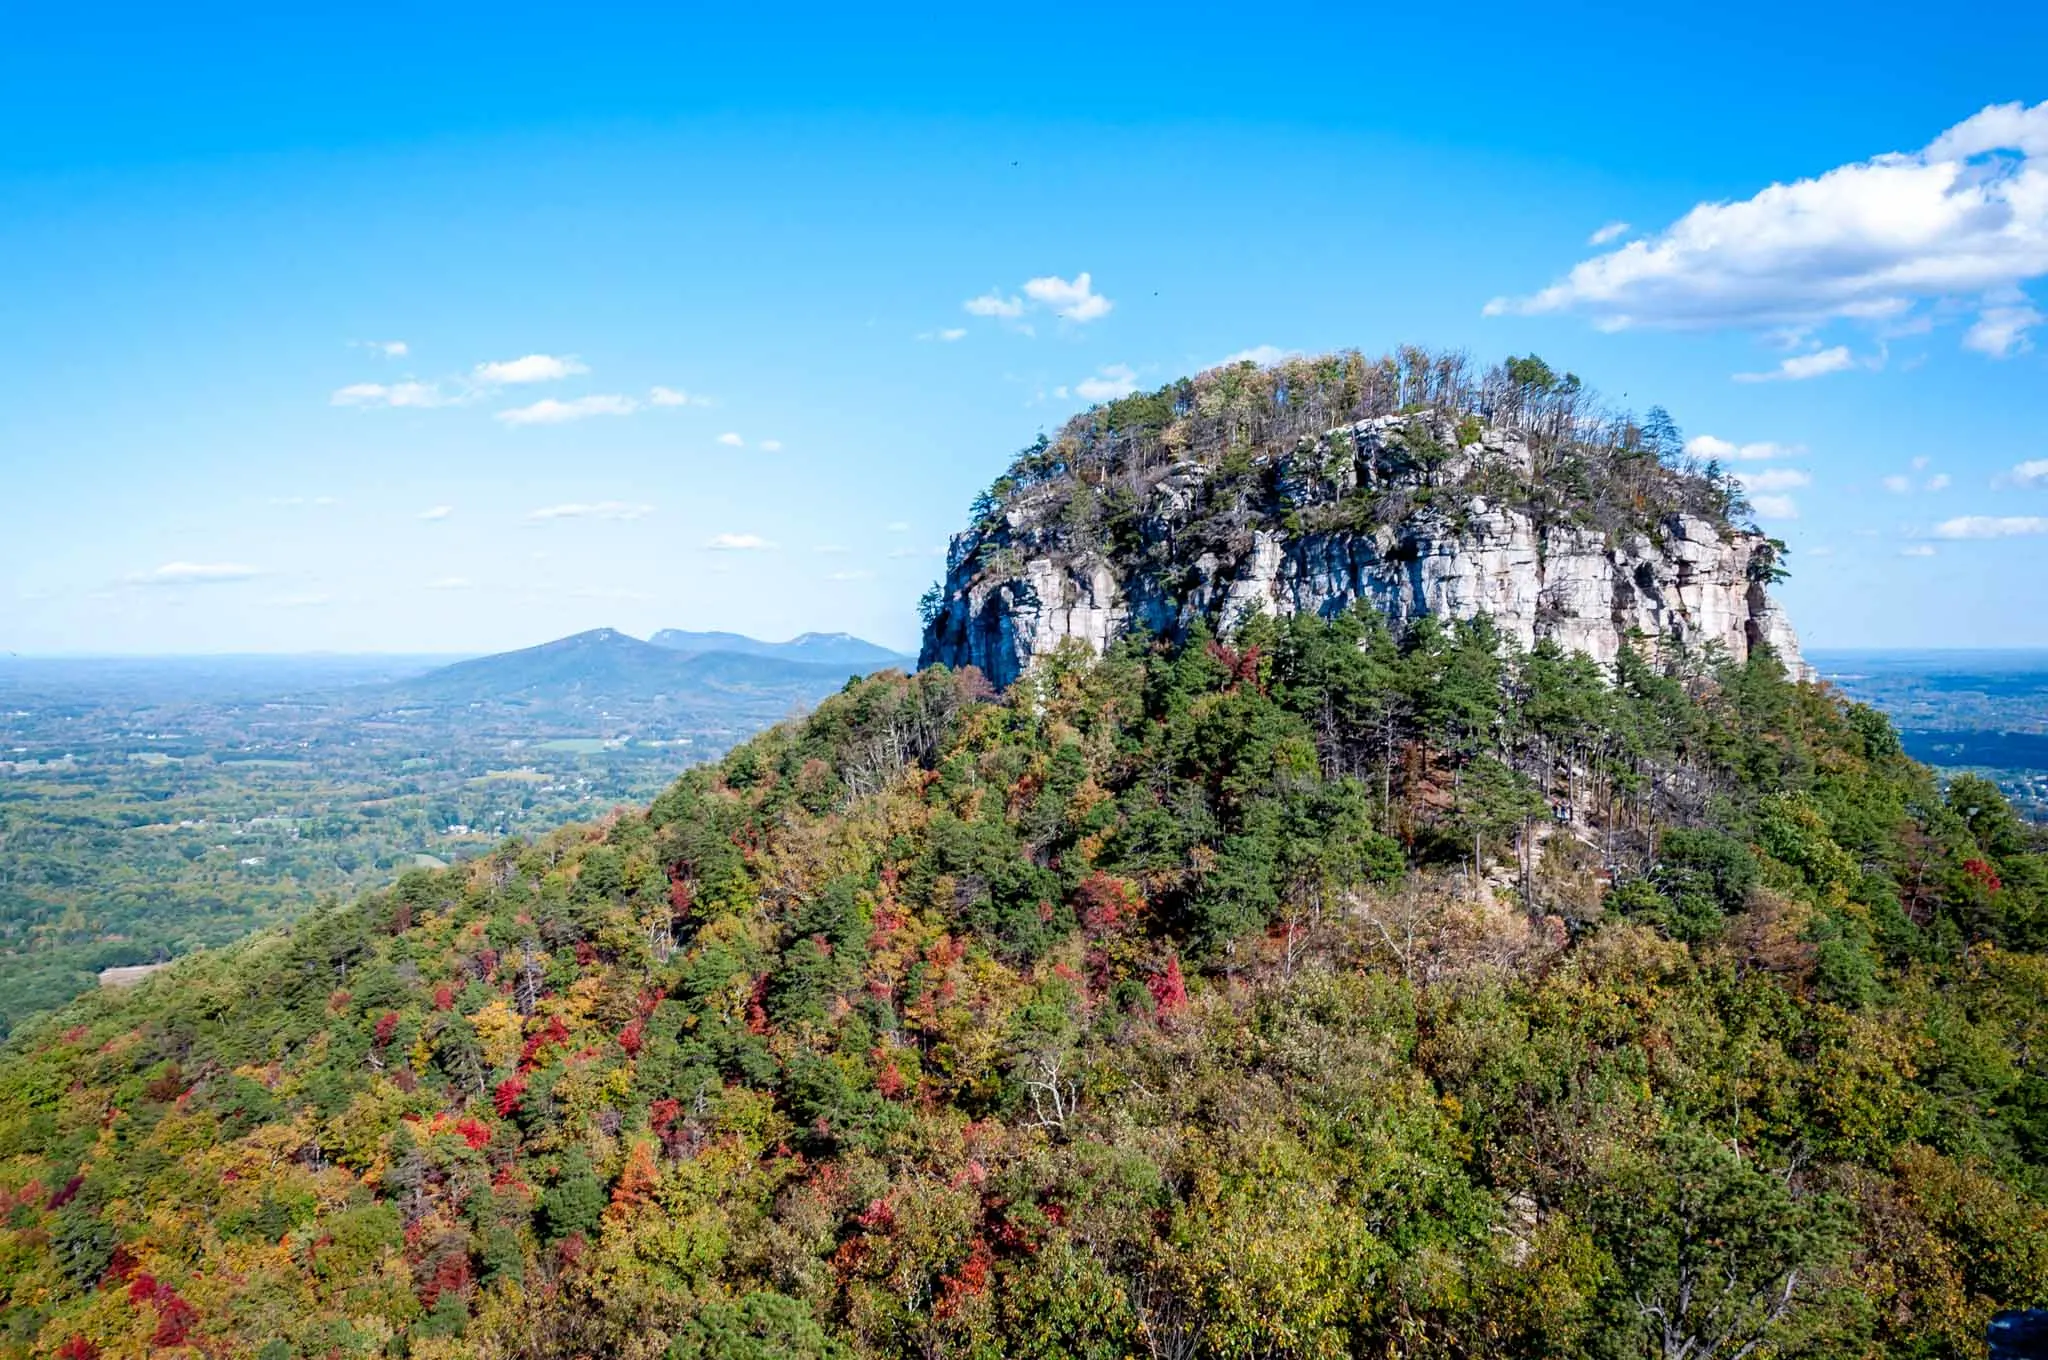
[884,521,910,533]
[1685,434,1799,462]
[526,501,655,522]
[964,272,1113,327]
[964,291,1026,319]
[1221,344,1295,367]
[1884,469,1950,494]
[919,327,969,342]
[1023,272,1112,322]
[128,561,265,585]
[268,494,340,507]
[418,505,454,521]
[1486,100,2048,356]
[474,354,588,384]
[426,576,473,590]
[331,380,457,409]
[1964,300,2045,357]
[1901,544,1938,557]
[1932,515,2048,539]
[1748,494,1800,520]
[496,394,639,425]
[1925,473,1952,491]
[1737,468,1811,493]
[351,339,408,357]
[1587,221,1631,246]
[1075,363,1140,402]
[2005,458,2048,487]
[813,544,850,554]
[826,569,875,582]
[717,431,744,447]
[887,545,945,559]
[706,532,776,551]
[1910,456,1931,471]
[649,385,711,407]
[758,439,784,452]
[1806,546,1836,557]
[1733,346,1857,383]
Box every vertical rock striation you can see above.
[921,410,1809,688]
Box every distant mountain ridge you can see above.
[649,628,910,668]
[387,628,906,706]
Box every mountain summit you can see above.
[922,349,1806,687]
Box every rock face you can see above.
[921,413,1810,688]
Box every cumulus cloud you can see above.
[1883,475,1913,494]
[1925,473,1952,491]
[717,432,744,447]
[706,532,776,551]
[1932,515,2048,539]
[1884,468,1950,494]
[1074,363,1140,401]
[1748,495,1800,520]
[1023,272,1112,321]
[128,561,265,585]
[331,380,458,409]
[2004,458,2048,487]
[526,501,655,522]
[1732,346,1858,383]
[1685,435,1799,462]
[1486,100,2048,356]
[1587,221,1631,246]
[1737,468,1811,493]
[418,505,454,521]
[964,271,1113,327]
[496,394,639,425]
[351,339,408,357]
[474,354,588,384]
[1965,299,2046,357]
[649,386,711,407]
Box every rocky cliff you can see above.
[920,354,1808,687]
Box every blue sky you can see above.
[3,1,2046,655]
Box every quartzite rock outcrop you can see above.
[920,410,1809,689]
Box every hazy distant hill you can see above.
[650,627,910,668]
[377,627,906,720]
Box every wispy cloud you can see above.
[918,327,969,342]
[706,532,776,551]
[1587,221,1631,246]
[1901,544,1938,557]
[1732,346,1857,383]
[1073,363,1139,402]
[964,271,1113,327]
[474,354,588,384]
[758,439,783,452]
[526,501,655,522]
[1220,344,1295,367]
[1883,467,1950,494]
[1748,495,1799,520]
[1932,515,2048,539]
[1685,435,1799,462]
[350,339,408,357]
[497,394,639,425]
[649,385,711,407]
[266,593,333,608]
[331,381,459,409]
[426,576,474,590]
[717,432,744,447]
[418,505,454,521]
[813,544,850,555]
[127,561,266,585]
[2003,458,2048,488]
[826,568,875,582]
[1486,100,2048,358]
[1737,468,1811,493]
[268,494,340,507]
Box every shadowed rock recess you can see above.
[922,349,1809,687]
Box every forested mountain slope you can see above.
[2,611,2044,1359]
